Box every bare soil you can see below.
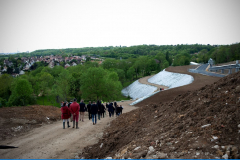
[80,65,240,159]
[1,65,239,159]
[0,102,137,159]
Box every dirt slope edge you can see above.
[80,66,240,159]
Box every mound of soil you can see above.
[80,71,240,159]
[0,105,61,141]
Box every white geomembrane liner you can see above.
[121,69,194,105]
[148,70,194,89]
[121,80,157,100]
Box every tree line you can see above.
[1,43,239,107]
[0,51,170,107]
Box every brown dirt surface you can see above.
[0,102,137,159]
[80,66,240,159]
[0,105,61,141]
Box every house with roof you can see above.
[65,63,70,68]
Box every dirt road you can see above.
[138,74,168,91]
[0,101,137,159]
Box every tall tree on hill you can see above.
[68,72,82,100]
[38,72,54,105]
[126,67,135,81]
[103,71,122,101]
[80,67,122,101]
[80,67,106,100]
[53,69,72,101]
[8,78,33,106]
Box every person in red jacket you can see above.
[69,98,80,129]
[61,102,71,129]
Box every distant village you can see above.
[0,55,103,76]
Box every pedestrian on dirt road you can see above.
[79,100,86,122]
[100,103,105,118]
[114,101,117,116]
[106,102,109,116]
[108,102,114,117]
[69,98,80,129]
[116,105,123,116]
[87,101,92,120]
[97,100,101,120]
[91,101,98,125]
[61,102,71,129]
[119,105,123,115]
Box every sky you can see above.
[0,0,240,53]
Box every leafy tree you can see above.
[30,66,44,76]
[126,67,135,81]
[102,59,117,70]
[102,71,122,101]
[41,66,52,75]
[8,78,33,106]
[28,75,40,96]
[166,51,170,64]
[7,66,13,74]
[53,69,72,101]
[69,72,82,100]
[38,72,54,105]
[0,74,13,101]
[86,56,91,62]
[80,67,107,100]
[114,69,125,84]
[146,58,157,75]
[84,61,99,69]
[51,65,64,77]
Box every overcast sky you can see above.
[0,0,240,53]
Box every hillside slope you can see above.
[80,67,240,159]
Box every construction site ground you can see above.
[0,65,240,159]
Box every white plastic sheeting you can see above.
[148,70,194,89]
[121,70,194,105]
[190,62,199,65]
[121,80,157,100]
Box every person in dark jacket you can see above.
[116,105,120,116]
[87,101,92,120]
[119,105,123,115]
[108,102,114,117]
[97,100,101,120]
[106,102,109,117]
[91,101,98,125]
[114,101,117,116]
[79,100,86,122]
[61,102,71,129]
[100,103,105,118]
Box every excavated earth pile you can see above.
[80,71,240,159]
[0,105,61,141]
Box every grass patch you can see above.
[36,96,61,108]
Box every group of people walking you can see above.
[60,99,123,129]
